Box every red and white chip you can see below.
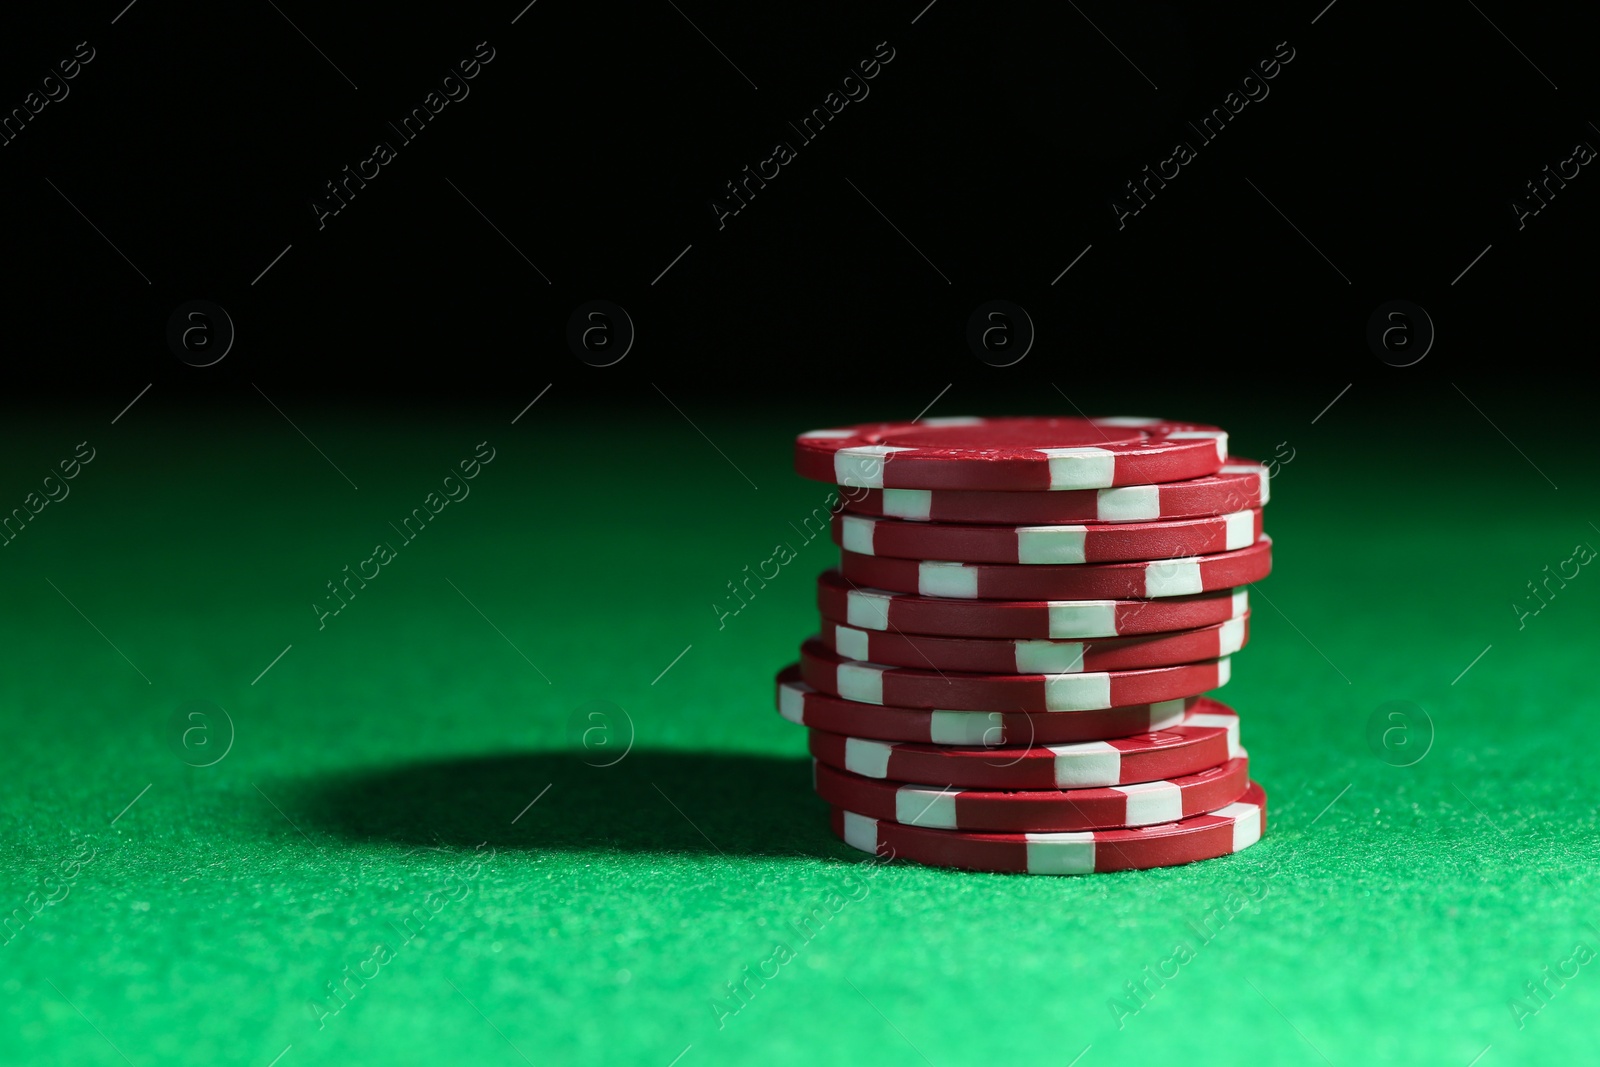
[795,417,1228,491]
[775,667,1202,746]
[799,639,1230,712]
[831,781,1268,874]
[806,701,1240,789]
[818,616,1249,674]
[818,570,1249,640]
[839,460,1270,524]
[833,509,1262,564]
[838,536,1272,600]
[812,754,1251,832]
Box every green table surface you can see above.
[1,394,1595,1067]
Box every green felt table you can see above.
[1,394,1594,1067]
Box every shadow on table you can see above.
[297,750,845,859]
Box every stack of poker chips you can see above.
[775,416,1270,876]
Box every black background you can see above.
[0,1,1591,410]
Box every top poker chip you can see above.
[794,416,1228,491]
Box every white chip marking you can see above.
[845,588,895,630]
[1186,713,1241,757]
[1046,600,1118,638]
[777,681,806,724]
[1040,446,1116,489]
[1217,616,1247,655]
[1215,657,1232,687]
[843,737,893,777]
[1095,484,1160,522]
[841,810,881,852]
[1095,416,1160,427]
[881,488,932,520]
[1223,510,1256,550]
[928,711,1005,745]
[1014,639,1086,674]
[1231,589,1249,617]
[1048,741,1121,787]
[896,785,959,828]
[1167,429,1229,462]
[831,624,871,661]
[1144,558,1202,597]
[835,445,911,488]
[1219,799,1262,851]
[1042,672,1113,711]
[1220,461,1269,505]
[801,429,854,438]
[1148,699,1188,730]
[1114,780,1184,825]
[1024,832,1097,874]
[918,415,984,427]
[836,661,885,704]
[1016,525,1088,564]
[918,561,978,598]
[840,515,878,554]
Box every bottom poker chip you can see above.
[830,780,1266,875]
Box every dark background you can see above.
[2,8,1597,1064]
[0,1,1590,412]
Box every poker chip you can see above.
[829,781,1267,874]
[798,639,1230,712]
[834,509,1262,565]
[795,417,1228,491]
[779,413,1271,875]
[775,667,1202,745]
[818,569,1249,640]
[839,460,1269,524]
[838,535,1272,600]
[806,702,1241,789]
[818,616,1249,674]
[812,754,1251,832]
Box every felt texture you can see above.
[0,398,1593,1067]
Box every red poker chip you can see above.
[795,416,1228,491]
[838,535,1272,600]
[839,460,1269,524]
[806,702,1241,789]
[798,639,1230,713]
[832,509,1262,565]
[819,616,1249,674]
[817,570,1249,640]
[775,667,1205,745]
[812,755,1251,832]
[830,781,1268,875]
